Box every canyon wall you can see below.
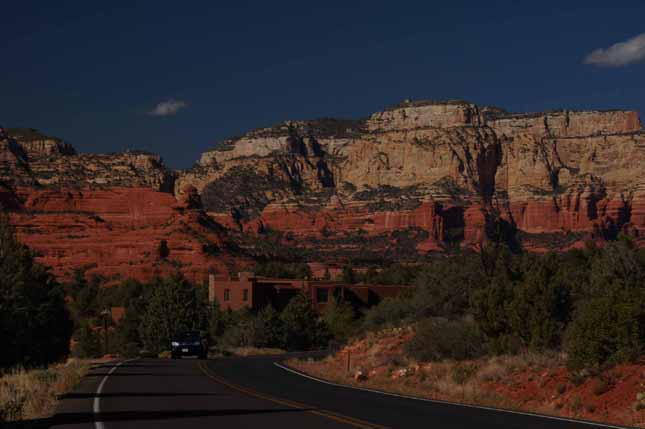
[178,100,645,257]
[3,100,644,280]
[1,129,245,282]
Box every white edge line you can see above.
[93,359,138,429]
[274,362,635,429]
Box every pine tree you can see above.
[322,297,355,341]
[208,298,226,344]
[280,293,329,350]
[565,242,645,369]
[138,274,207,354]
[507,253,571,351]
[0,214,73,368]
[253,305,282,348]
[341,265,356,284]
[158,240,170,259]
[74,321,102,358]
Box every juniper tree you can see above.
[280,293,329,350]
[138,274,208,354]
[0,214,72,368]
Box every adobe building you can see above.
[208,272,410,312]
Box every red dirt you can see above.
[291,330,645,428]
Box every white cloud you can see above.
[584,33,645,67]
[148,99,188,116]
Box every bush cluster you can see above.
[405,317,486,362]
[252,262,312,279]
[212,293,333,351]
[66,271,356,357]
[65,273,210,357]
[363,239,645,369]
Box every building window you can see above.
[243,289,249,301]
[224,289,231,301]
[316,288,329,303]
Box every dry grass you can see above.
[289,351,570,412]
[289,350,645,428]
[206,346,288,358]
[158,350,172,359]
[228,347,286,356]
[0,360,88,422]
[477,359,509,382]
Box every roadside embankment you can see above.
[0,359,90,424]
[288,328,645,428]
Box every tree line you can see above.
[361,239,645,370]
[0,215,72,369]
[2,207,644,372]
[70,272,353,357]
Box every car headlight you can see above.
[171,342,179,347]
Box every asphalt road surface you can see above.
[43,356,630,429]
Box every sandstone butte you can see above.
[1,99,644,282]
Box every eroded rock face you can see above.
[3,100,644,280]
[179,100,644,255]
[1,130,246,282]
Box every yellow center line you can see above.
[197,361,388,429]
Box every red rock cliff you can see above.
[3,100,644,278]
[178,100,644,257]
[1,129,247,282]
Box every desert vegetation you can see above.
[3,194,644,426]
[0,360,88,423]
[0,214,73,370]
[350,238,645,371]
[65,268,343,358]
[0,215,78,423]
[74,235,643,372]
[287,237,645,426]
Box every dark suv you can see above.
[170,331,208,359]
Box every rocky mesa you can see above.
[2,99,644,280]
[178,100,645,259]
[1,128,245,283]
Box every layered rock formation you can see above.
[3,100,644,280]
[178,100,645,257]
[1,129,245,282]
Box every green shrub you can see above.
[73,321,102,358]
[251,305,283,348]
[362,296,416,331]
[451,362,478,385]
[322,297,355,341]
[507,253,571,351]
[565,241,644,370]
[413,255,484,319]
[217,308,255,348]
[253,262,312,279]
[405,318,486,362]
[565,293,643,370]
[280,293,329,351]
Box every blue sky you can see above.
[2,1,644,168]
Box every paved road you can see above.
[43,356,629,429]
